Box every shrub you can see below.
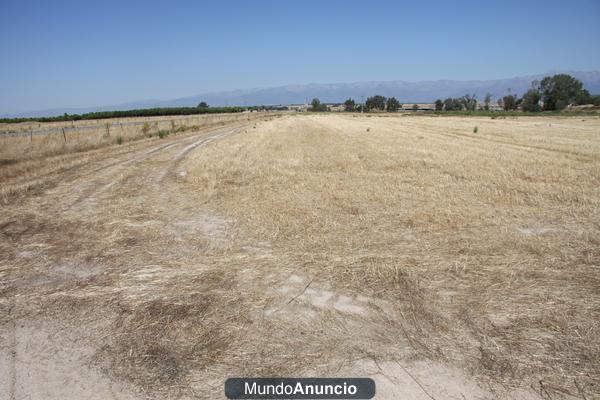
[142,122,151,136]
[158,130,170,139]
[116,136,123,145]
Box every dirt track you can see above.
[0,122,259,399]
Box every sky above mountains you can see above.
[1,0,599,115]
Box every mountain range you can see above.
[5,70,600,118]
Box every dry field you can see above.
[0,112,265,162]
[0,113,599,399]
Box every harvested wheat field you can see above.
[1,114,599,399]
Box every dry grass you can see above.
[0,112,273,203]
[2,113,599,399]
[184,114,600,396]
[0,112,263,162]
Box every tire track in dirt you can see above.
[66,123,250,210]
[1,120,258,206]
[154,125,247,184]
[7,319,16,400]
[67,139,190,208]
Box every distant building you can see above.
[287,104,309,112]
[328,104,345,112]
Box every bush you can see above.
[116,136,123,145]
[158,130,170,139]
[142,122,151,136]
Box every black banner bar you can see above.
[225,378,375,399]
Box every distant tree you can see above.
[365,95,386,111]
[434,99,444,111]
[484,93,492,111]
[502,94,517,111]
[197,101,209,108]
[386,97,401,112]
[540,74,588,110]
[344,98,356,112]
[575,89,592,105]
[310,98,328,112]
[461,94,477,111]
[311,98,321,111]
[521,88,542,112]
[443,97,463,111]
[412,103,419,111]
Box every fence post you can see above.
[62,128,66,142]
[105,123,110,137]
[30,130,33,143]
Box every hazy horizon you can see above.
[1,0,599,114]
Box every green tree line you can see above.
[0,104,252,123]
[434,74,600,112]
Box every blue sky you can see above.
[1,0,599,114]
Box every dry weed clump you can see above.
[185,114,600,396]
[105,296,234,389]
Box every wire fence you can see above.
[0,112,272,137]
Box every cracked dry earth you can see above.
[1,118,541,400]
